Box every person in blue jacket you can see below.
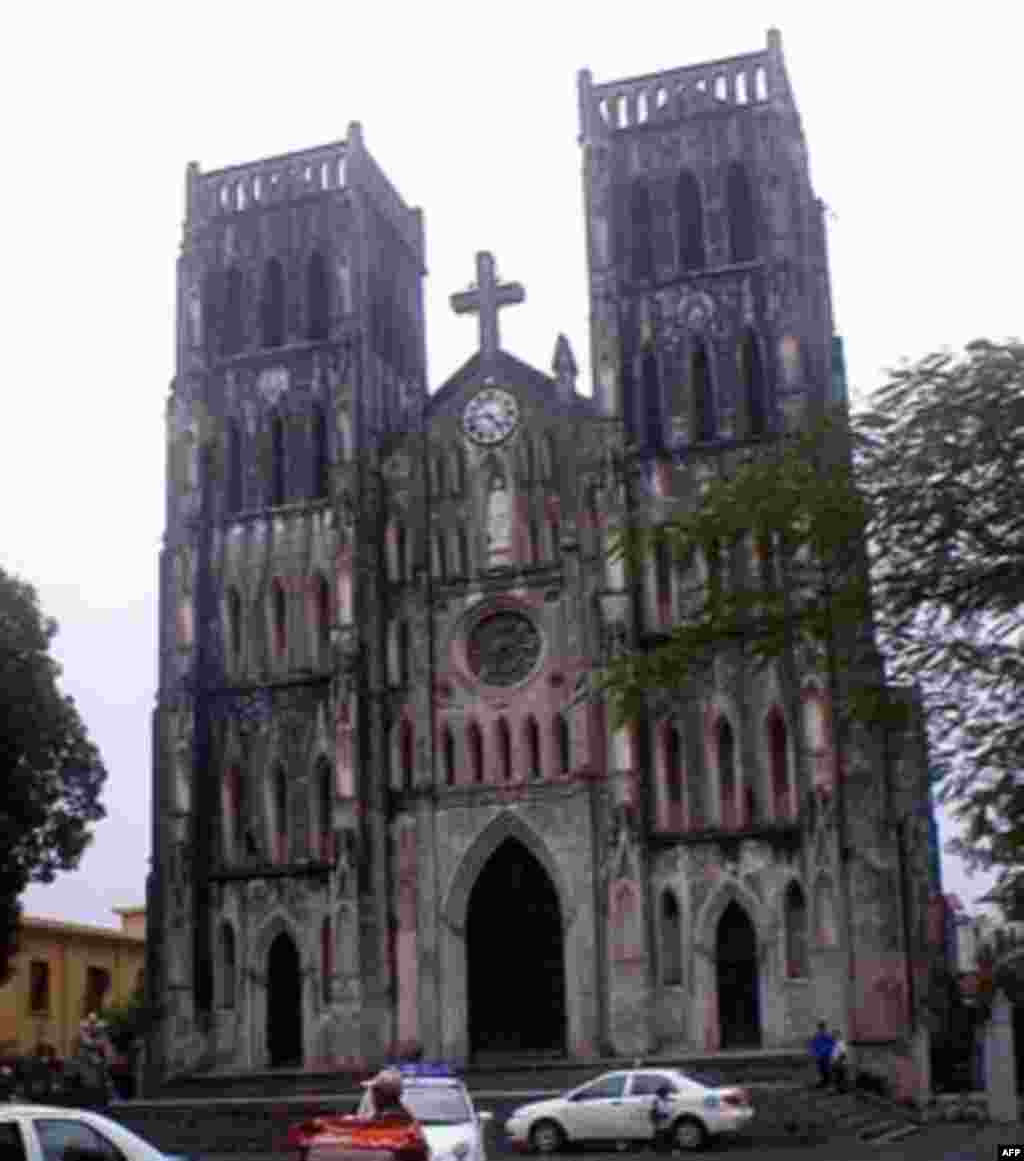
[810,1021,835,1088]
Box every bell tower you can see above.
[153,123,427,1073]
[578,28,835,451]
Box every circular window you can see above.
[466,611,542,687]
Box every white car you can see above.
[0,1104,191,1161]
[504,1068,754,1153]
[356,1067,492,1161]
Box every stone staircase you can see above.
[108,1054,924,1155]
[748,1084,923,1147]
[152,1049,809,1102]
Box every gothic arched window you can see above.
[222,764,243,861]
[398,620,411,686]
[676,169,705,271]
[316,758,333,860]
[629,179,654,283]
[643,351,663,450]
[320,916,333,1004]
[202,270,219,357]
[314,573,331,665]
[434,453,447,498]
[661,891,682,985]
[549,516,562,561]
[273,765,288,864]
[665,723,683,804]
[442,725,456,786]
[307,249,330,341]
[400,719,414,791]
[312,404,329,500]
[726,162,757,263]
[529,518,541,565]
[271,578,287,659]
[784,881,809,978]
[451,446,466,495]
[738,329,767,437]
[226,419,243,515]
[395,523,408,582]
[227,587,243,666]
[261,258,286,349]
[434,532,447,580]
[497,717,512,781]
[270,411,286,507]
[654,532,673,619]
[717,717,737,828]
[220,923,236,1009]
[222,265,245,356]
[525,716,542,780]
[767,708,792,822]
[555,713,571,775]
[692,343,716,442]
[467,721,484,783]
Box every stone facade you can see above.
[149,30,937,1081]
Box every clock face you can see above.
[462,387,519,445]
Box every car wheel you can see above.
[529,1119,566,1155]
[672,1116,707,1152]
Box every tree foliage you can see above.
[856,339,1024,914]
[605,417,879,728]
[602,339,1023,911]
[0,568,107,980]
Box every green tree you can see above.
[856,339,1024,916]
[604,415,877,728]
[0,567,107,981]
[602,339,1023,912]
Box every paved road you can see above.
[203,1118,1023,1161]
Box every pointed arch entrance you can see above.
[466,837,566,1056]
[267,930,302,1067]
[715,900,761,1048]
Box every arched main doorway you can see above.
[715,900,761,1048]
[267,931,303,1067]
[466,837,565,1057]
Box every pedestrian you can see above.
[830,1029,848,1092]
[366,1069,414,1121]
[810,1021,834,1089]
[649,1083,675,1152]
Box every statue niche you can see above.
[485,463,513,566]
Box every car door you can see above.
[0,1118,30,1161]
[624,1072,678,1141]
[560,1074,629,1142]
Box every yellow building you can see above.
[0,909,145,1059]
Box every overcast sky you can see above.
[4,2,1019,929]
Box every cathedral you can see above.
[149,30,938,1086]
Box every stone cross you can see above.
[450,251,525,364]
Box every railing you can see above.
[189,132,423,258]
[591,50,773,131]
[192,141,348,221]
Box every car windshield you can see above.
[358,1086,472,1126]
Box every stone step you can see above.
[869,1123,921,1145]
[153,1050,810,1102]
